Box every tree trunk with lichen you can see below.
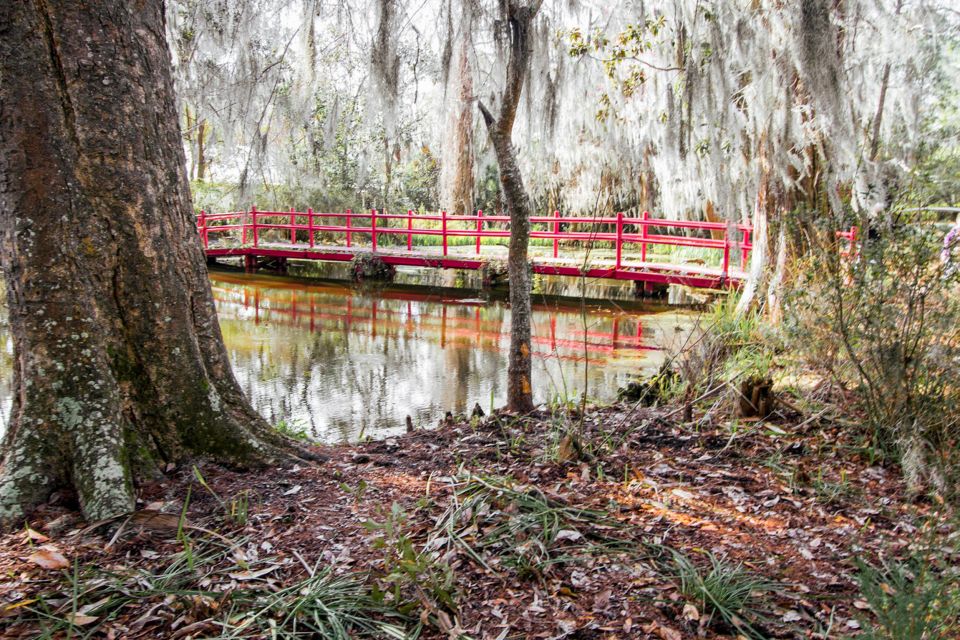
[478,1,540,414]
[0,0,308,527]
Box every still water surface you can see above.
[0,271,694,443]
[212,270,692,442]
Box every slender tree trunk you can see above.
[197,119,208,181]
[869,0,903,162]
[736,135,772,314]
[478,1,540,413]
[0,0,307,526]
[449,28,475,216]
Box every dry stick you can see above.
[575,188,609,434]
[292,549,315,577]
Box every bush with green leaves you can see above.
[785,214,960,495]
[855,546,960,639]
[666,293,777,413]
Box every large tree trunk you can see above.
[478,1,540,414]
[0,0,306,526]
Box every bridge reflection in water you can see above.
[211,271,693,443]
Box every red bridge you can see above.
[197,207,857,290]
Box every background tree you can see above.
[478,0,542,413]
[0,0,308,526]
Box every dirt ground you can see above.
[0,399,951,639]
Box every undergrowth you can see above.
[10,535,418,639]
[657,547,779,639]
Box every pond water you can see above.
[212,269,694,442]
[0,269,696,443]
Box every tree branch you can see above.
[477,99,495,129]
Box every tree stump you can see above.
[738,376,775,418]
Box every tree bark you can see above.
[478,1,540,414]
[449,21,475,216]
[0,0,307,526]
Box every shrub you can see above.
[855,545,960,639]
[667,293,777,416]
[785,214,960,495]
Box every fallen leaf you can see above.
[283,485,302,496]
[555,529,582,542]
[28,545,69,570]
[557,435,577,463]
[782,610,802,622]
[67,613,98,626]
[23,527,49,543]
[593,588,612,610]
[228,565,279,581]
[682,603,700,621]
[657,624,683,640]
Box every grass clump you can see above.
[226,565,417,639]
[667,548,777,639]
[432,472,629,581]
[9,535,418,640]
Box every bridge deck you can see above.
[207,241,744,289]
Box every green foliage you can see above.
[786,215,960,495]
[670,293,776,410]
[855,547,960,639]
[561,17,668,121]
[275,418,313,442]
[364,503,458,615]
[668,548,777,638]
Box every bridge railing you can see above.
[198,207,762,277]
[197,206,764,274]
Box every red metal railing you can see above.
[198,207,755,278]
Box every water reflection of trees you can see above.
[210,272,676,442]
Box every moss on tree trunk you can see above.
[0,0,309,527]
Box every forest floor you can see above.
[0,398,954,639]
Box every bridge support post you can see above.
[199,209,208,249]
[476,209,483,255]
[407,210,413,252]
[721,226,731,282]
[308,207,314,248]
[346,209,352,248]
[640,210,649,263]
[615,212,624,269]
[290,207,296,245]
[635,280,664,298]
[740,228,750,269]
[553,210,560,258]
[441,209,448,256]
[244,254,256,272]
[251,205,259,248]
[371,209,377,252]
